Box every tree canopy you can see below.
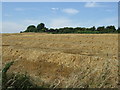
[24,25,37,32]
[37,23,45,32]
[22,23,119,34]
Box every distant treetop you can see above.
[21,23,119,34]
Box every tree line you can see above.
[21,23,120,34]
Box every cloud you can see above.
[14,7,38,11]
[49,17,118,29]
[2,19,48,33]
[62,8,79,14]
[105,9,114,12]
[2,21,26,33]
[84,2,103,8]
[51,8,59,10]
[23,20,40,25]
[49,17,80,28]
[2,0,119,2]
[50,18,72,28]
[99,17,118,27]
[85,17,118,28]
[15,8,24,11]
[4,14,12,17]
[2,17,117,33]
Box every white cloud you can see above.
[50,17,117,29]
[84,17,118,28]
[4,14,12,17]
[23,20,40,25]
[50,18,72,28]
[23,19,48,27]
[49,18,80,28]
[51,8,59,10]
[84,2,103,8]
[1,16,117,33]
[62,8,79,14]
[2,21,26,33]
[14,7,38,11]
[99,17,118,27]
[105,9,114,12]
[2,19,48,33]
[2,0,119,2]
[15,8,25,11]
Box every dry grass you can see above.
[2,33,119,88]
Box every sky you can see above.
[2,2,118,33]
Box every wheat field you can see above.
[2,33,119,88]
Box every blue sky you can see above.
[2,2,118,33]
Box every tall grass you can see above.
[2,61,42,89]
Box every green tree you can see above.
[92,26,96,31]
[105,25,116,33]
[117,27,120,33]
[41,28,47,32]
[97,26,105,33]
[37,23,45,32]
[25,25,37,32]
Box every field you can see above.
[2,33,119,88]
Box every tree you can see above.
[25,25,37,32]
[20,31,23,33]
[117,27,120,33]
[49,28,55,32]
[37,23,45,32]
[23,23,117,34]
[105,25,116,33]
[97,26,105,33]
[41,28,47,32]
[92,26,96,31]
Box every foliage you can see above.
[2,61,44,89]
[37,23,45,32]
[24,25,37,32]
[23,23,119,34]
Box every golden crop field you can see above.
[2,33,119,88]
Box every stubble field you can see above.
[2,33,119,88]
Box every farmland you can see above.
[2,33,119,88]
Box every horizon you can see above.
[2,2,118,33]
